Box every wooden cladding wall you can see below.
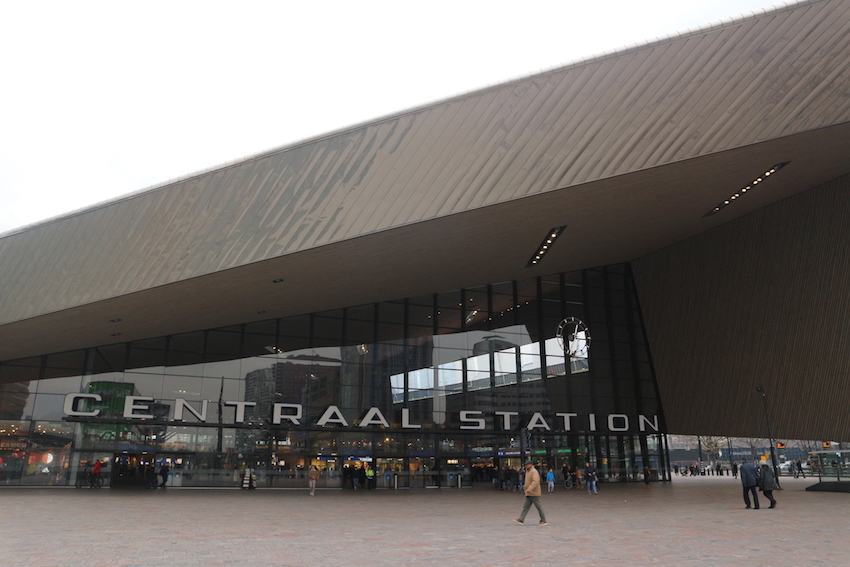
[632,173,850,440]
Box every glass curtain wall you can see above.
[0,264,667,488]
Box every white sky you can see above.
[0,0,785,234]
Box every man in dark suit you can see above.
[739,459,760,509]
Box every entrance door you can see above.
[375,457,406,488]
[112,453,156,488]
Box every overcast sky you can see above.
[0,0,785,234]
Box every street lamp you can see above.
[756,386,781,487]
[697,436,704,474]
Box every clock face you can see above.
[557,317,590,358]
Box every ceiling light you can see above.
[526,226,566,268]
[703,162,789,217]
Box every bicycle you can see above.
[75,470,107,488]
[75,470,91,488]
[564,475,584,490]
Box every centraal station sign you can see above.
[63,393,660,433]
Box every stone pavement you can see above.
[2,475,846,566]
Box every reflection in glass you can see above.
[0,264,665,485]
[0,381,34,420]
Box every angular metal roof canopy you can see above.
[2,0,850,363]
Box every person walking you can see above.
[739,459,760,509]
[146,464,158,489]
[758,458,779,508]
[357,464,367,490]
[514,461,547,525]
[584,461,598,495]
[159,462,170,489]
[308,465,319,496]
[546,468,555,494]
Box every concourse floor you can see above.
[1,475,845,566]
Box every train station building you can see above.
[2,0,850,488]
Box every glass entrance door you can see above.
[112,452,156,488]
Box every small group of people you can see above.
[559,462,598,494]
[562,464,585,489]
[491,465,524,491]
[790,459,807,478]
[237,465,320,494]
[146,463,170,489]
[342,463,377,490]
[739,457,780,509]
[674,463,721,477]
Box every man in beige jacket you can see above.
[514,461,547,525]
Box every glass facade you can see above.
[0,264,668,489]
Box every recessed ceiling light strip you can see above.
[703,161,790,217]
[525,226,566,268]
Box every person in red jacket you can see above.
[90,460,102,488]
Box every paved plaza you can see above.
[2,475,846,566]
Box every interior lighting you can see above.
[525,225,566,268]
[703,162,790,217]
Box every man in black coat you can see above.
[739,459,760,509]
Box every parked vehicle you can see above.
[779,460,810,473]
